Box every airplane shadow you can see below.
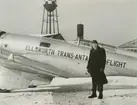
[10,82,137,93]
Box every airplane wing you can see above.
[0,48,67,90]
[11,78,137,93]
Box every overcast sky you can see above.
[0,0,137,46]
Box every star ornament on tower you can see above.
[44,0,57,12]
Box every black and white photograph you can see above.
[0,0,137,105]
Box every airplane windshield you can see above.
[44,33,65,41]
[40,42,51,48]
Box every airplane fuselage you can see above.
[1,33,137,78]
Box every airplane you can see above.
[0,30,137,92]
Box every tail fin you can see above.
[119,38,137,53]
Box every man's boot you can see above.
[88,82,97,98]
[98,92,103,99]
[98,84,103,99]
[88,92,97,98]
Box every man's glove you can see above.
[100,68,104,72]
[87,69,92,76]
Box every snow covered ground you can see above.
[0,76,137,105]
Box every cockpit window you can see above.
[0,31,6,37]
[40,42,51,47]
[44,33,65,41]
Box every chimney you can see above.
[77,24,84,40]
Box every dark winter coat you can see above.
[87,46,108,84]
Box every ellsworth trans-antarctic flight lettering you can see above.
[25,45,127,68]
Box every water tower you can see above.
[41,0,59,34]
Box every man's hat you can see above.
[92,40,98,44]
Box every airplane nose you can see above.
[0,39,2,48]
[0,31,6,37]
[0,31,6,48]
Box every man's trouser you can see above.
[92,78,103,95]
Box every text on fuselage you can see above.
[106,59,126,68]
[25,45,127,68]
[25,45,88,61]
